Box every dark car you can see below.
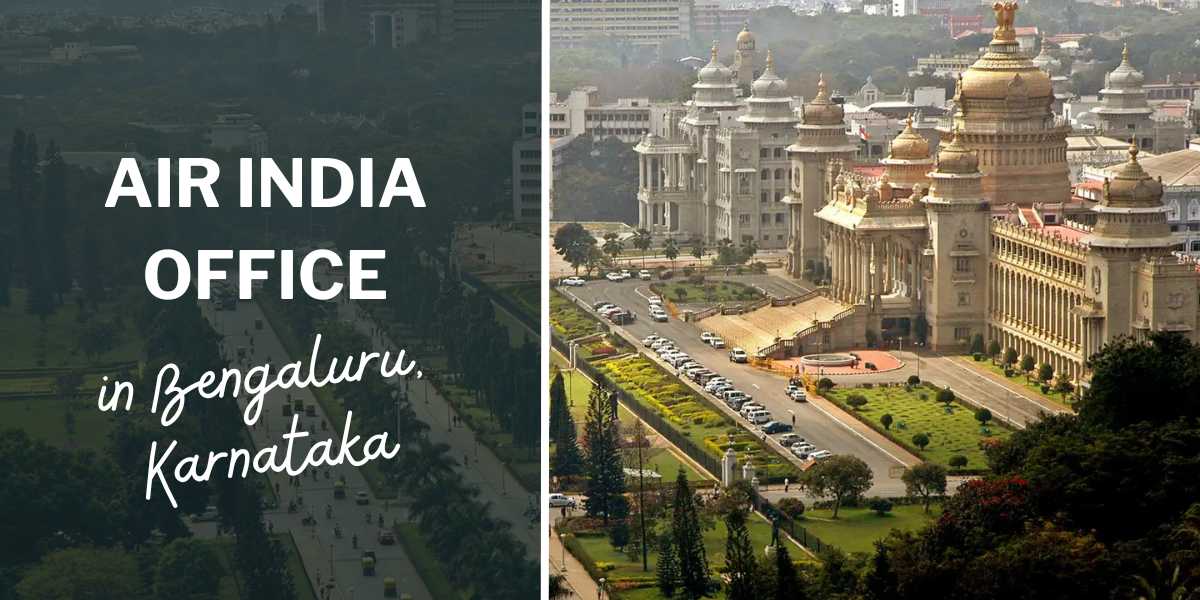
[761,421,793,434]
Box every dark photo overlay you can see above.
[0,2,540,600]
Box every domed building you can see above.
[1091,44,1191,153]
[951,0,1070,206]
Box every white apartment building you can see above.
[549,0,694,47]
[512,103,541,222]
[549,86,668,143]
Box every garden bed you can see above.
[649,280,763,305]
[552,290,606,340]
[823,383,1012,473]
[595,355,797,482]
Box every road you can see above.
[560,279,916,498]
[202,300,432,600]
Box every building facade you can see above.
[549,0,694,47]
[548,87,664,142]
[1091,44,1191,154]
[778,2,1200,384]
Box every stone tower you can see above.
[786,74,858,279]
[733,22,757,89]
[1092,44,1156,152]
[952,1,1070,206]
[1082,143,1196,349]
[922,128,991,350]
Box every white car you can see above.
[748,411,772,424]
[561,276,586,286]
[642,335,662,347]
[778,433,805,446]
[789,389,808,402]
[639,270,653,280]
[548,493,577,508]
[729,348,748,363]
[621,269,632,279]
[650,310,669,322]
[709,336,726,349]
[705,378,731,392]
[700,332,716,343]
[647,295,663,304]
[809,450,833,460]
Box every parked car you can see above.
[789,389,808,402]
[605,272,624,282]
[729,348,749,363]
[592,301,612,310]
[761,421,793,434]
[778,433,805,446]
[621,269,632,279]
[748,411,772,425]
[809,450,834,460]
[639,270,652,280]
[739,402,764,416]
[549,493,577,508]
[709,336,726,348]
[791,447,812,460]
[642,335,661,347]
[700,332,716,343]
[561,276,586,287]
[650,310,669,322]
[355,491,370,505]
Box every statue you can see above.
[992,2,1018,42]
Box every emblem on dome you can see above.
[992,2,1018,42]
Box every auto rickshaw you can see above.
[361,551,376,576]
[383,577,397,597]
[334,480,346,499]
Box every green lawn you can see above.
[551,354,710,486]
[798,504,941,554]
[652,281,762,305]
[962,356,1075,411]
[596,355,796,481]
[0,288,143,369]
[824,384,1012,472]
[571,511,779,581]
[0,395,118,451]
[395,523,464,599]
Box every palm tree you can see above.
[633,228,652,268]
[549,575,570,599]
[663,237,679,272]
[690,237,706,264]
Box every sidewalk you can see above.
[550,524,601,600]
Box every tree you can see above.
[549,370,567,440]
[777,497,805,520]
[970,333,984,355]
[1080,332,1200,428]
[690,237,706,263]
[862,541,898,600]
[1052,375,1075,399]
[868,497,894,516]
[553,223,597,274]
[901,462,947,513]
[656,534,680,598]
[633,228,653,268]
[552,404,583,479]
[800,455,873,519]
[1037,362,1054,385]
[671,469,710,599]
[975,408,993,427]
[936,387,955,408]
[948,455,968,469]
[602,232,625,263]
[154,538,223,600]
[583,383,628,523]
[1020,354,1036,376]
[739,239,758,264]
[987,339,1002,363]
[78,319,117,363]
[1004,347,1019,367]
[912,432,930,451]
[913,313,928,345]
[724,509,758,600]
[880,413,894,430]
[906,375,920,386]
[846,393,868,410]
[664,237,680,272]
[772,540,804,600]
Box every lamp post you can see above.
[559,532,566,568]
[598,578,606,600]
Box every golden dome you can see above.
[934,127,979,174]
[958,2,1053,101]
[888,116,931,160]
[737,22,755,46]
[802,73,844,126]
[1102,142,1163,208]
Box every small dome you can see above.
[736,23,755,48]
[959,3,1053,101]
[1031,41,1061,74]
[802,74,844,126]
[934,128,979,174]
[888,116,931,160]
[1103,142,1162,207]
[697,42,733,84]
[1105,44,1144,89]
[751,50,787,98]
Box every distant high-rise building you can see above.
[512,103,541,222]
[550,0,694,47]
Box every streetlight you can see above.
[559,532,566,568]
[598,578,606,600]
